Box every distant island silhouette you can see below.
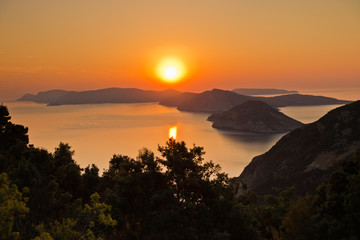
[160,89,351,112]
[18,88,180,106]
[232,88,298,95]
[18,88,352,112]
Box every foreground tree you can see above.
[0,105,28,153]
[0,105,29,175]
[0,173,29,240]
[101,139,260,239]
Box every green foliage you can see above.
[33,232,54,240]
[33,193,116,240]
[80,193,117,230]
[252,187,296,240]
[281,194,315,240]
[0,172,29,240]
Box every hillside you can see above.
[236,100,360,196]
[158,92,197,107]
[18,90,76,103]
[177,89,253,112]
[208,101,303,133]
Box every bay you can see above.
[4,100,346,177]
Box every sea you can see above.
[3,89,359,177]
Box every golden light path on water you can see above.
[169,126,177,139]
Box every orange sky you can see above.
[1,0,359,99]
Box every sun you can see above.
[156,57,186,83]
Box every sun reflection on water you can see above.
[169,126,177,139]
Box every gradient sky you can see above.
[1,0,359,99]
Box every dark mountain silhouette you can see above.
[18,88,181,106]
[177,89,253,112]
[160,89,351,112]
[18,90,76,103]
[258,93,350,107]
[18,88,351,110]
[158,92,197,107]
[235,100,360,196]
[232,88,298,96]
[208,101,303,133]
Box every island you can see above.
[207,101,303,133]
[18,88,352,111]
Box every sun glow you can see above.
[156,57,186,83]
[169,126,177,139]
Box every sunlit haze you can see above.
[0,0,360,99]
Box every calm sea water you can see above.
[4,98,351,177]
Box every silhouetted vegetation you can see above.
[1,104,359,239]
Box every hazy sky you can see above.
[1,0,359,99]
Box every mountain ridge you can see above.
[18,88,181,106]
[18,88,352,110]
[161,89,351,112]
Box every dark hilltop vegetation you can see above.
[1,100,360,239]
